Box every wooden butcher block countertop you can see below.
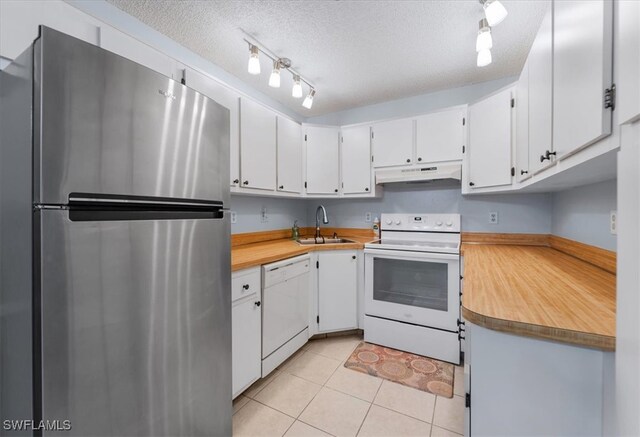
[231,228,375,272]
[461,237,616,351]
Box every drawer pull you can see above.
[242,284,250,290]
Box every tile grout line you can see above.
[355,376,384,436]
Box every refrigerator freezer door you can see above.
[36,27,229,205]
[37,210,231,436]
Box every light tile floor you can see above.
[233,334,465,437]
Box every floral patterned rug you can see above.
[344,342,454,397]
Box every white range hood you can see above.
[375,164,462,185]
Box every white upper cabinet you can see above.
[371,118,414,168]
[240,98,276,191]
[528,3,554,173]
[553,0,613,159]
[415,107,465,163]
[276,116,303,194]
[305,126,340,195]
[341,125,372,194]
[515,59,530,182]
[468,87,514,189]
[100,27,177,79]
[183,68,240,187]
[616,0,640,125]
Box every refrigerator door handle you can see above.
[68,192,223,209]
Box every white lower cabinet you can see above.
[231,267,261,399]
[317,250,358,332]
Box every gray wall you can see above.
[306,76,516,126]
[551,179,617,251]
[230,195,306,234]
[306,183,552,234]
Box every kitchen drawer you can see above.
[232,267,261,303]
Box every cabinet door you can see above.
[528,5,554,173]
[341,125,372,194]
[553,0,613,159]
[305,126,340,194]
[277,116,303,193]
[617,0,640,125]
[100,26,175,78]
[240,98,276,190]
[371,118,414,168]
[416,108,465,163]
[232,296,261,398]
[468,87,513,189]
[515,59,530,181]
[318,251,358,332]
[184,68,240,187]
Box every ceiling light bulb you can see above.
[483,0,508,26]
[302,89,315,109]
[476,18,493,52]
[477,48,492,67]
[247,45,260,75]
[292,75,303,98]
[269,60,281,88]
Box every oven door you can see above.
[364,248,460,332]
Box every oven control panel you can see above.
[380,214,460,232]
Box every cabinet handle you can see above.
[242,284,250,290]
[243,180,249,185]
[469,182,475,187]
[406,158,411,163]
[279,185,284,189]
[334,189,338,192]
[365,187,369,192]
[418,157,422,162]
[520,170,529,175]
[352,255,356,260]
[233,179,239,184]
[540,150,557,162]
[254,301,261,307]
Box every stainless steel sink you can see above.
[297,237,357,245]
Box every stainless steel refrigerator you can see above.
[0,26,232,436]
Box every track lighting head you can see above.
[269,60,281,88]
[292,75,303,98]
[247,44,260,75]
[480,0,508,26]
[302,89,315,109]
[477,48,492,67]
[476,18,493,52]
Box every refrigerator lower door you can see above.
[37,210,231,436]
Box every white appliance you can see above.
[261,254,310,376]
[364,213,461,364]
[375,163,462,185]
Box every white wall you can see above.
[230,195,306,234]
[551,179,617,251]
[306,183,553,234]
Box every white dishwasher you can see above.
[261,254,310,376]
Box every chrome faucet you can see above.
[315,205,329,238]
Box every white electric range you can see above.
[364,213,461,364]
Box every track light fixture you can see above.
[302,89,315,109]
[243,34,317,109]
[247,44,260,75]
[480,0,508,27]
[476,18,492,52]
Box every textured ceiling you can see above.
[106,0,547,117]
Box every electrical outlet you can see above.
[365,212,372,223]
[260,206,268,223]
[610,210,617,235]
[230,211,237,224]
[489,212,499,224]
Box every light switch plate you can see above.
[230,211,237,224]
[610,210,617,235]
[365,212,372,223]
[489,212,499,224]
